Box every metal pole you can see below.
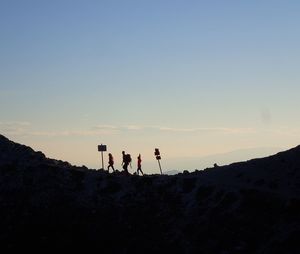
[158,160,162,175]
[101,151,104,170]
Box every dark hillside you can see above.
[0,134,299,253]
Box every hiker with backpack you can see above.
[122,151,132,174]
[107,153,115,173]
[136,154,143,176]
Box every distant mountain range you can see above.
[0,134,299,253]
[161,147,283,171]
[164,169,182,175]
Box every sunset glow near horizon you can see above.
[1,1,300,172]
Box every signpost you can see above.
[154,148,163,174]
[98,144,107,170]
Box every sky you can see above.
[1,0,300,173]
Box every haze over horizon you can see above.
[1,1,300,173]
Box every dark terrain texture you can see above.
[0,134,299,253]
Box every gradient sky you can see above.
[1,0,300,172]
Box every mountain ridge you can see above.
[0,134,299,253]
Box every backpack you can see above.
[125,154,132,163]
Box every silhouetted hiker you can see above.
[122,151,126,167]
[137,154,143,175]
[122,151,132,174]
[107,153,115,172]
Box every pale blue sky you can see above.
[1,1,300,172]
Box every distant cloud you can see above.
[92,125,256,134]
[94,124,143,131]
[29,129,119,137]
[0,122,266,138]
[0,121,31,127]
[157,127,200,132]
[0,122,119,137]
[0,121,31,135]
[93,125,119,130]
[123,125,143,130]
[156,126,256,134]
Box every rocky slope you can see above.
[0,134,299,253]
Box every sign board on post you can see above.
[98,145,107,152]
[155,148,161,160]
[98,144,107,169]
[154,148,163,174]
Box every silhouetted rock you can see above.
[0,134,299,253]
